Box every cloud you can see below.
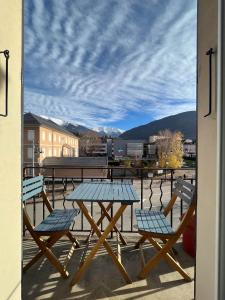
[24,0,197,129]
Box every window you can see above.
[53,133,56,142]
[27,129,35,141]
[42,131,46,141]
[58,136,61,143]
[27,147,33,159]
[49,133,52,142]
[48,148,52,156]
[53,148,57,156]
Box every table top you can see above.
[65,182,140,203]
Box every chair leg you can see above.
[66,232,80,248]
[44,246,69,278]
[135,235,147,249]
[149,237,192,281]
[24,233,69,278]
[23,235,59,272]
[138,236,192,281]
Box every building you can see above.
[127,142,143,159]
[85,143,107,156]
[108,139,145,159]
[42,156,108,179]
[24,113,79,173]
[183,139,196,158]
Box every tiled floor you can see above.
[22,236,194,300]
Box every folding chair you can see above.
[135,177,196,281]
[22,176,80,278]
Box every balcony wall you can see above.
[196,0,219,299]
[0,1,22,299]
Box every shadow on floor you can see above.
[22,237,194,300]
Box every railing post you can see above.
[81,168,84,182]
[170,169,173,227]
[111,167,113,182]
[52,168,55,208]
[141,168,143,209]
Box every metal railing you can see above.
[23,166,196,235]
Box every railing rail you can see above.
[23,166,196,235]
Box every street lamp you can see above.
[32,139,43,177]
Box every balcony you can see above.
[22,167,196,299]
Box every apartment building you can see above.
[107,139,145,159]
[24,113,79,172]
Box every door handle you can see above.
[204,48,215,117]
[0,50,9,117]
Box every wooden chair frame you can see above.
[23,176,80,278]
[135,177,196,281]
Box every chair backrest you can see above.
[163,177,196,218]
[22,175,44,202]
[173,177,196,206]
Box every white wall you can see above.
[196,0,219,299]
[0,1,22,299]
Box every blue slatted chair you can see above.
[135,177,196,281]
[22,175,80,278]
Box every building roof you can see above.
[24,113,78,138]
[42,157,108,167]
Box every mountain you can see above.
[120,111,196,140]
[64,122,97,136]
[93,127,124,138]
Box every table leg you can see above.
[70,201,132,286]
[98,202,127,245]
[85,203,113,243]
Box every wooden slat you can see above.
[135,209,174,235]
[66,182,140,203]
[23,175,43,187]
[174,190,192,205]
[34,209,79,233]
[23,186,43,202]
[22,176,44,202]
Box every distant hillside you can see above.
[120,111,196,140]
[64,123,97,136]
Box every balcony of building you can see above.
[22,166,196,300]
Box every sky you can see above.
[24,0,197,131]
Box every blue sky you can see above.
[24,0,197,130]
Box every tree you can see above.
[79,132,101,156]
[156,129,183,168]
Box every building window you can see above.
[48,148,52,156]
[54,134,56,142]
[42,131,46,141]
[27,147,33,159]
[27,130,35,141]
[49,133,52,142]
[58,136,61,143]
[53,148,57,156]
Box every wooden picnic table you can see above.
[65,181,140,286]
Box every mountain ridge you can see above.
[119,111,196,140]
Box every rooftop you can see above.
[24,112,78,138]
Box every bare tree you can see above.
[156,129,183,168]
[79,132,101,156]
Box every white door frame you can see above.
[218,0,225,298]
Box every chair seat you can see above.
[135,209,174,235]
[34,209,80,232]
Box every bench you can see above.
[22,175,80,278]
[135,177,196,281]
